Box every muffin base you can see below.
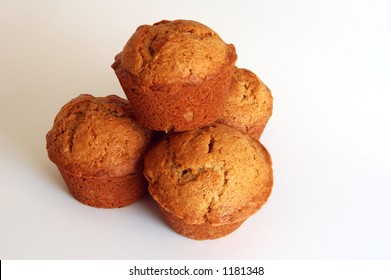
[112,53,234,132]
[58,167,147,208]
[160,207,245,240]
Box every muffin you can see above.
[46,94,154,208]
[144,123,273,240]
[218,67,273,140]
[112,19,237,132]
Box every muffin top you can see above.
[219,67,273,139]
[144,123,273,225]
[46,94,153,177]
[120,19,237,85]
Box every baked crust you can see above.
[121,19,234,84]
[144,123,273,239]
[46,94,153,177]
[112,20,237,131]
[58,168,147,208]
[218,67,273,139]
[46,94,154,208]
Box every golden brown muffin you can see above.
[144,123,273,240]
[218,67,273,140]
[112,19,237,132]
[46,94,154,208]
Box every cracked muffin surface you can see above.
[46,94,153,177]
[112,19,237,132]
[144,123,273,238]
[121,19,233,85]
[46,94,154,208]
[218,67,273,139]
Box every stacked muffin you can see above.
[46,94,155,208]
[46,19,273,240]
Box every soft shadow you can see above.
[135,194,167,227]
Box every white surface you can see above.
[1,0,390,259]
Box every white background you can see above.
[1,0,390,259]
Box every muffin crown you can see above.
[46,94,153,177]
[144,123,273,225]
[121,19,237,85]
[219,67,273,139]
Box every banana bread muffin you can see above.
[112,19,237,132]
[46,94,154,208]
[144,123,273,240]
[218,67,273,140]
